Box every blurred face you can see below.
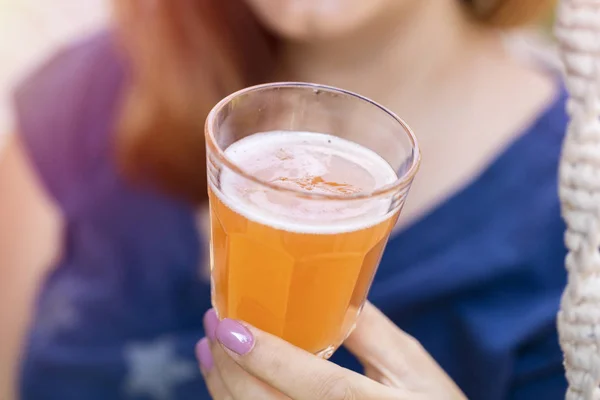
[243,0,408,41]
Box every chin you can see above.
[243,0,385,41]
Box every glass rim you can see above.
[205,82,421,201]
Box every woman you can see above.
[0,0,566,399]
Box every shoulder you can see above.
[508,84,568,232]
[491,84,568,302]
[13,31,127,214]
[501,83,568,192]
[502,31,568,156]
[528,85,568,151]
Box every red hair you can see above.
[115,1,274,203]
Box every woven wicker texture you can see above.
[556,1,600,399]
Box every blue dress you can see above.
[14,33,568,399]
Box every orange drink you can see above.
[206,83,419,357]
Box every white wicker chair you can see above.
[556,1,600,399]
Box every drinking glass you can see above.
[205,82,420,358]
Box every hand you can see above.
[196,303,466,399]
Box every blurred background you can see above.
[0,0,108,144]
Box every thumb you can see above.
[344,302,423,387]
[345,303,464,397]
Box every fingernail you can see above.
[196,338,213,372]
[203,309,219,342]
[216,319,254,355]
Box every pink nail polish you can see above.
[203,309,219,342]
[216,319,254,355]
[196,338,213,371]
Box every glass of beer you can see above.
[205,82,420,358]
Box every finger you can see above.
[196,338,231,400]
[204,309,285,400]
[215,318,396,400]
[210,338,288,400]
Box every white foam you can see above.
[211,131,399,234]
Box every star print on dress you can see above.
[123,336,198,400]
